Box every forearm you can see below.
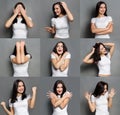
[108,97,113,108]
[2,106,13,115]
[83,52,94,64]
[22,14,33,28]
[5,14,17,28]
[87,100,95,112]
[29,92,37,109]
[97,27,113,35]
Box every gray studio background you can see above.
[40,39,80,77]
[0,0,80,38]
[0,77,80,115]
[80,76,120,115]
[80,38,120,77]
[0,39,40,77]
[80,0,120,38]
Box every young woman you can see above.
[85,81,115,115]
[45,1,74,38]
[5,2,33,38]
[10,41,32,77]
[1,79,37,115]
[91,1,113,38]
[47,80,72,115]
[83,42,115,77]
[51,41,71,77]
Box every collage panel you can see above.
[80,38,120,77]
[40,39,81,77]
[80,0,120,38]
[80,76,119,115]
[0,39,40,77]
[39,77,80,115]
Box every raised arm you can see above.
[1,102,14,115]
[108,88,115,108]
[103,42,115,57]
[61,2,74,21]
[28,87,37,109]
[5,8,18,28]
[83,48,94,64]
[85,92,96,112]
[20,6,33,28]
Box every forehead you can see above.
[18,81,24,86]
[54,4,60,8]
[57,42,63,46]
[57,83,63,87]
[100,44,104,49]
[100,3,106,7]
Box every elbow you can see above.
[83,59,87,63]
[90,108,95,112]
[29,23,33,28]
[29,105,34,109]
[70,17,74,22]
[5,24,10,28]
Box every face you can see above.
[56,83,63,95]
[54,4,61,16]
[99,3,106,15]
[102,85,107,95]
[99,44,107,55]
[56,43,64,55]
[17,81,25,94]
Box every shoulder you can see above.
[10,55,15,59]
[91,17,96,23]
[106,16,112,21]
[51,52,56,59]
[26,54,32,59]
[65,52,71,58]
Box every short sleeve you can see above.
[51,18,56,27]
[107,16,112,22]
[91,95,96,103]
[26,54,31,59]
[51,53,56,59]
[27,95,31,100]
[91,18,96,23]
[105,92,109,98]
[28,17,32,21]
[10,55,15,59]
[107,53,111,59]
[66,53,71,59]
[9,99,13,108]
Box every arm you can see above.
[91,21,113,34]
[61,2,74,21]
[1,102,14,115]
[84,92,96,112]
[49,91,72,109]
[28,87,37,109]
[45,27,56,34]
[20,6,33,28]
[51,52,68,70]
[83,48,94,64]
[103,42,115,57]
[5,9,18,28]
[108,88,115,108]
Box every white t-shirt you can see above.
[52,94,68,115]
[10,54,31,77]
[9,95,31,115]
[12,17,31,39]
[51,15,69,38]
[97,53,111,75]
[51,52,71,77]
[91,92,109,115]
[91,16,112,38]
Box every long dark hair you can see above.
[12,45,28,56]
[11,79,27,103]
[92,81,108,97]
[53,80,66,97]
[95,1,107,17]
[92,42,107,63]
[13,2,26,24]
[53,41,68,56]
[52,2,66,18]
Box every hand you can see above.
[109,88,116,98]
[32,87,37,93]
[1,101,6,107]
[64,91,72,99]
[85,92,91,101]
[45,27,54,33]
[13,8,19,15]
[20,6,26,15]
[61,2,68,9]
[20,40,25,47]
[47,91,56,99]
